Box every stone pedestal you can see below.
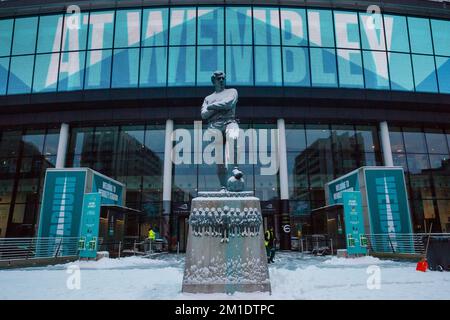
[182,191,271,294]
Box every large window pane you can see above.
[363,51,389,90]
[93,126,118,154]
[310,48,337,87]
[389,127,405,154]
[139,47,167,87]
[436,56,450,94]
[281,8,308,46]
[169,7,197,46]
[359,12,386,51]
[306,124,331,150]
[384,15,410,53]
[389,53,414,91]
[355,125,380,152]
[226,46,253,85]
[308,9,335,47]
[117,125,145,155]
[253,7,280,45]
[283,47,310,86]
[144,125,166,153]
[12,17,38,55]
[168,46,195,86]
[0,57,9,95]
[33,53,59,93]
[111,48,139,88]
[408,17,433,55]
[226,7,252,45]
[403,128,427,153]
[114,9,141,48]
[0,130,21,157]
[286,124,306,152]
[197,7,224,45]
[44,129,60,156]
[84,49,112,90]
[37,15,63,53]
[412,54,438,93]
[431,19,450,57]
[337,49,364,88]
[0,19,13,56]
[88,11,115,50]
[254,46,282,86]
[141,8,168,47]
[22,129,45,156]
[425,129,449,155]
[197,46,224,85]
[58,51,85,91]
[69,127,95,155]
[62,12,89,51]
[334,11,360,49]
[8,55,34,95]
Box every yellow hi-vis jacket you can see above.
[264,230,271,247]
[148,229,156,241]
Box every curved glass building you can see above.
[0,0,449,250]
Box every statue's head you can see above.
[211,70,226,91]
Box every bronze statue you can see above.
[201,71,243,190]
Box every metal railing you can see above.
[0,237,79,261]
[367,233,450,256]
[291,235,335,255]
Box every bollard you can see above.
[118,241,122,259]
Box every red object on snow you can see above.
[416,259,428,272]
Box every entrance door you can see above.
[178,215,189,252]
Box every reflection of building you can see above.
[0,0,449,248]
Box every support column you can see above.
[277,118,291,250]
[162,119,174,250]
[55,123,69,169]
[380,121,394,167]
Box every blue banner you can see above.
[342,191,367,255]
[79,193,101,259]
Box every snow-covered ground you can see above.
[1,252,449,300]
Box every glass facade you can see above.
[0,126,59,237]
[390,126,450,233]
[2,122,449,239]
[0,6,448,95]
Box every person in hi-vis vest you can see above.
[264,226,276,263]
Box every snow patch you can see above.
[322,256,390,266]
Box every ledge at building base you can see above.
[182,192,271,294]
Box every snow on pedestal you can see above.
[182,192,271,294]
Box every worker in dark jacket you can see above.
[264,226,276,263]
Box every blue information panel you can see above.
[79,193,101,259]
[342,191,367,255]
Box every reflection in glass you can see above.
[254,46,282,86]
[115,9,141,48]
[37,15,63,53]
[389,53,414,91]
[112,48,139,88]
[197,46,224,85]
[412,55,438,93]
[8,55,34,95]
[168,46,195,86]
[226,46,253,85]
[226,7,252,45]
[197,7,224,45]
[58,51,86,92]
[408,17,433,55]
[282,47,310,86]
[12,17,38,55]
[310,48,337,87]
[281,8,308,46]
[140,47,167,87]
